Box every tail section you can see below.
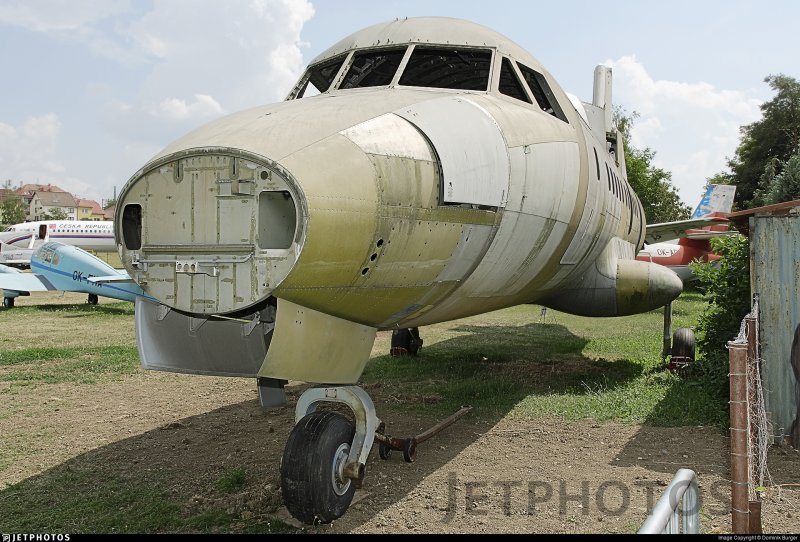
[690,184,736,219]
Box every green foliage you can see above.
[0,179,26,225]
[0,195,26,225]
[616,109,691,222]
[690,235,751,389]
[729,74,800,208]
[41,208,68,220]
[751,147,800,206]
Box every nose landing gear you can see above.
[279,385,472,525]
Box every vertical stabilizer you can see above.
[691,184,737,218]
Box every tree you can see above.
[0,196,26,225]
[751,148,800,206]
[41,208,68,221]
[729,74,800,208]
[616,109,691,223]
[0,179,25,225]
[690,235,751,391]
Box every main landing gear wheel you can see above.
[87,294,99,305]
[671,327,695,361]
[668,327,696,373]
[390,327,423,357]
[3,297,14,309]
[281,411,356,524]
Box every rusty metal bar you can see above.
[416,405,472,444]
[375,405,472,463]
[728,340,750,533]
[748,500,763,534]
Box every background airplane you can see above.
[639,184,738,281]
[0,241,150,308]
[0,220,115,267]
[112,17,687,524]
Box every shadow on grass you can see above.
[0,321,648,533]
[362,322,644,417]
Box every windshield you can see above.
[399,46,492,91]
[340,48,406,89]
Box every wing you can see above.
[645,213,730,244]
[0,271,52,293]
[88,272,133,284]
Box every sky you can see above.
[0,0,798,208]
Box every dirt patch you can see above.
[1,291,797,533]
[1,372,798,533]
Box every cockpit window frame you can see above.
[286,51,353,100]
[397,44,495,93]
[337,46,408,90]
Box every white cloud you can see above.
[0,0,130,32]
[0,0,316,201]
[0,114,92,196]
[608,55,762,204]
[146,95,226,122]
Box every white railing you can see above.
[638,469,700,534]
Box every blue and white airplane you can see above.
[0,241,152,308]
[0,220,115,267]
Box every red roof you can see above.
[76,198,104,215]
[15,183,67,197]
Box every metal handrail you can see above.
[638,469,700,534]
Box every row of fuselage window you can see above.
[593,147,641,236]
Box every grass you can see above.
[0,466,294,534]
[216,467,248,493]
[363,291,728,426]
[0,289,730,533]
[0,345,140,385]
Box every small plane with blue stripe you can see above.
[0,220,115,267]
[0,241,154,308]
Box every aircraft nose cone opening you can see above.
[115,148,306,315]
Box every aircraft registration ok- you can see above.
[0,220,115,266]
[0,241,150,308]
[113,17,689,524]
[638,184,738,282]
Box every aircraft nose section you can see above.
[116,149,306,315]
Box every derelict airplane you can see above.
[113,17,689,523]
[0,220,115,266]
[638,184,737,282]
[0,241,150,308]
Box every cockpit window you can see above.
[516,62,568,123]
[498,57,531,103]
[293,54,347,99]
[399,46,492,91]
[308,54,347,94]
[340,48,406,89]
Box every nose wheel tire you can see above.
[3,297,14,309]
[87,294,99,305]
[281,411,356,524]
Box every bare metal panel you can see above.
[435,224,494,282]
[258,299,376,384]
[340,113,433,160]
[135,297,272,377]
[461,142,578,298]
[396,97,509,207]
[752,215,800,443]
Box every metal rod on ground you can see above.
[728,340,750,533]
[662,302,673,361]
